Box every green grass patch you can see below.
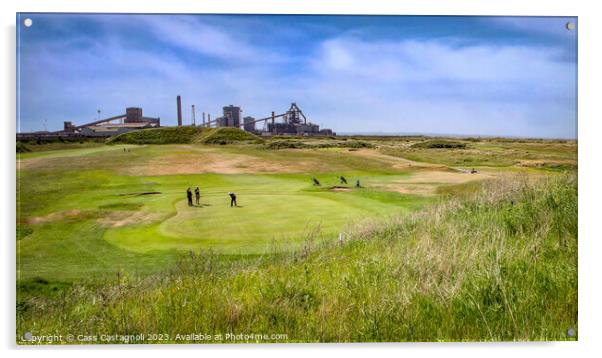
[193,127,263,144]
[16,142,427,281]
[108,126,204,145]
[17,174,577,342]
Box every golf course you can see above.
[16,129,578,342]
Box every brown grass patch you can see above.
[347,148,445,170]
[383,170,498,196]
[123,149,311,175]
[27,210,84,225]
[97,211,164,228]
[515,159,576,168]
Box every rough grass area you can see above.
[17,175,577,343]
[265,139,374,150]
[107,127,204,144]
[411,140,467,149]
[107,127,263,145]
[17,138,105,152]
[193,127,263,144]
[16,142,31,153]
[382,138,577,168]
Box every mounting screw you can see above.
[566,22,576,31]
[567,327,576,337]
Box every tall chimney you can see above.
[208,114,211,127]
[176,95,182,127]
[202,112,206,127]
[191,105,196,126]
[272,111,276,134]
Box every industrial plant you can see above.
[17,95,335,139]
[206,102,334,136]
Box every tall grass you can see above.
[17,174,577,343]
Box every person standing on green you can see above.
[186,188,193,207]
[195,187,200,206]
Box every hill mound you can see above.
[193,127,263,144]
[107,127,204,144]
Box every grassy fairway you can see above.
[17,143,427,281]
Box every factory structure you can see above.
[17,107,161,140]
[73,107,160,137]
[205,102,334,136]
[17,96,334,139]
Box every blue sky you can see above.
[17,14,577,138]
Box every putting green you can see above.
[104,182,411,254]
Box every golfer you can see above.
[228,192,237,207]
[195,187,200,206]
[186,188,193,206]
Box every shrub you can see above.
[264,140,374,150]
[411,140,467,149]
[265,140,310,149]
[16,142,31,153]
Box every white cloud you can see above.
[18,16,577,138]
[137,15,284,64]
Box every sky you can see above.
[17,14,577,138]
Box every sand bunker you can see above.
[329,186,352,192]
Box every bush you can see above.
[264,140,374,150]
[411,140,467,149]
[265,140,310,149]
[16,142,31,153]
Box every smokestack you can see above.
[202,112,206,127]
[176,95,182,127]
[191,105,196,126]
[208,114,211,127]
[272,111,276,134]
